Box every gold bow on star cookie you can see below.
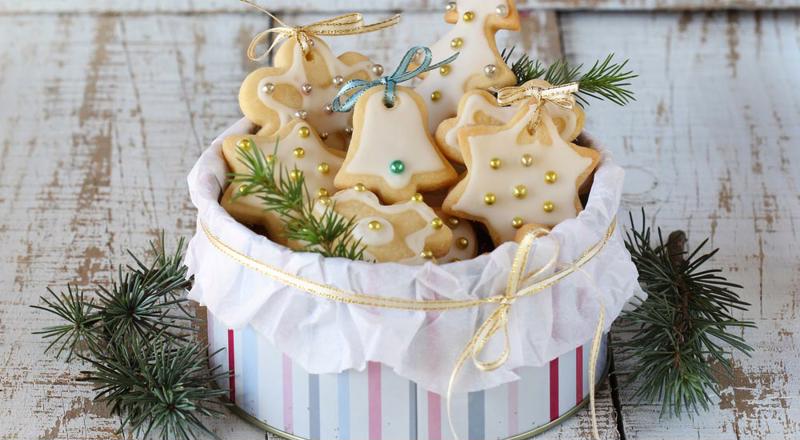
[241,0,401,61]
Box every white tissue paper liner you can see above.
[185,118,643,394]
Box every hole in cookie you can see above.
[304,52,315,62]
[383,96,400,109]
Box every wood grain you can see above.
[1,0,799,13]
[560,9,800,440]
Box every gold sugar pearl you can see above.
[293,147,305,158]
[237,138,254,151]
[543,201,555,213]
[447,217,460,227]
[298,126,311,138]
[439,65,451,76]
[544,170,558,184]
[512,217,524,229]
[237,185,247,194]
[462,11,475,22]
[431,90,442,102]
[450,37,463,49]
[368,220,383,231]
[318,196,332,206]
[354,183,367,192]
[420,249,434,259]
[317,162,330,174]
[484,193,497,205]
[266,154,276,164]
[317,188,329,198]
[431,217,444,230]
[445,1,457,12]
[289,169,303,181]
[489,158,502,169]
[521,154,534,167]
[456,237,469,249]
[411,193,424,202]
[512,184,528,199]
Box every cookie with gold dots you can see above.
[435,211,478,263]
[415,0,520,131]
[442,101,600,245]
[435,83,586,163]
[220,120,345,243]
[317,189,453,264]
[239,36,381,150]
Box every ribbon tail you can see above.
[588,299,606,440]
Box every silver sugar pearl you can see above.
[294,110,308,120]
[320,132,329,140]
[332,75,344,86]
[496,4,509,16]
[371,64,384,76]
[323,104,334,114]
[483,64,498,77]
[445,2,457,12]
[261,83,275,94]
[344,127,354,135]
[301,83,313,95]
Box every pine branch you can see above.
[33,237,225,440]
[502,48,637,106]
[617,209,756,417]
[230,142,366,260]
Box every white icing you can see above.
[415,0,517,130]
[452,105,594,243]
[344,88,452,189]
[352,216,394,247]
[254,37,374,146]
[330,189,441,264]
[442,92,582,162]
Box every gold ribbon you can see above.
[241,0,401,62]
[201,217,615,440]
[496,81,580,136]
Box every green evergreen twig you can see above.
[33,237,226,440]
[230,142,366,260]
[618,210,756,417]
[502,49,637,106]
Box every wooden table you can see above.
[1,1,798,439]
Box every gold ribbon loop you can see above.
[497,80,580,109]
[242,0,401,61]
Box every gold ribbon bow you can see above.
[201,216,615,440]
[497,80,580,108]
[241,0,401,62]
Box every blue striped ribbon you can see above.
[331,46,459,112]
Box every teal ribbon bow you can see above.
[331,46,459,112]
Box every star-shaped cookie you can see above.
[443,101,600,245]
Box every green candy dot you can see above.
[389,160,406,174]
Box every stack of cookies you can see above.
[220,0,599,265]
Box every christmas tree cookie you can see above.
[334,85,458,204]
[318,188,453,264]
[436,82,585,163]
[415,0,520,130]
[239,36,381,150]
[221,120,345,242]
[443,102,600,245]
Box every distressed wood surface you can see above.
[1,0,799,13]
[0,3,797,440]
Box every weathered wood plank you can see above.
[1,0,799,14]
[559,9,800,440]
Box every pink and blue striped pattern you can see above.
[207,312,607,440]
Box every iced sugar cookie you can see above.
[443,102,600,245]
[415,0,520,130]
[334,86,458,204]
[239,36,381,150]
[221,120,345,242]
[436,211,478,263]
[320,188,453,264]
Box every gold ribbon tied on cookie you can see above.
[201,216,615,440]
[241,0,401,62]
[497,80,580,133]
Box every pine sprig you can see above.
[618,210,755,417]
[33,237,226,440]
[230,142,366,260]
[502,49,637,106]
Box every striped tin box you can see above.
[207,311,608,440]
